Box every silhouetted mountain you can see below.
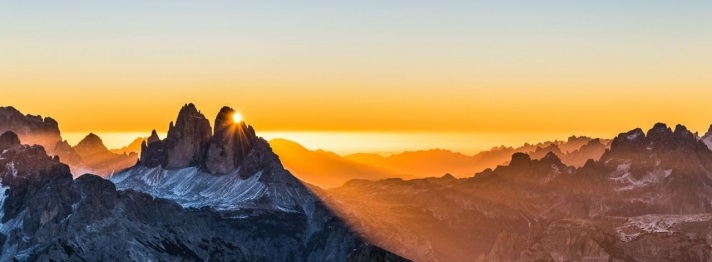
[53,139,90,175]
[0,106,61,152]
[322,123,712,261]
[343,136,608,178]
[110,137,145,155]
[269,138,401,188]
[73,133,138,177]
[0,106,138,178]
[346,149,477,177]
[164,103,212,169]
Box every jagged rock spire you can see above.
[205,106,258,174]
[164,103,212,169]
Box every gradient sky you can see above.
[2,1,712,151]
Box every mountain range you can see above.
[6,103,712,261]
[318,123,712,261]
[0,106,138,177]
[0,104,407,261]
[269,135,609,188]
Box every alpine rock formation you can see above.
[0,104,407,261]
[111,104,401,261]
[321,123,712,261]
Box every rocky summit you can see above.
[205,106,258,175]
[0,106,62,152]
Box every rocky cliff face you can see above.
[205,106,257,174]
[137,104,256,174]
[0,106,62,152]
[139,130,167,168]
[164,104,212,169]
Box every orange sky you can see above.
[2,1,712,152]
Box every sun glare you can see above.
[232,112,243,123]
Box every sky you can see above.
[2,1,712,153]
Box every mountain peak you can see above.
[137,104,262,175]
[541,151,561,162]
[147,130,161,144]
[510,152,532,166]
[205,106,258,174]
[78,133,102,145]
[75,133,109,153]
[163,103,212,169]
[0,131,21,150]
[647,122,672,138]
[0,106,62,152]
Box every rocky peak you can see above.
[0,106,62,152]
[163,103,212,169]
[608,128,645,154]
[75,133,110,154]
[0,131,21,150]
[140,130,167,168]
[540,151,562,164]
[147,130,161,144]
[509,152,532,166]
[673,124,695,140]
[205,106,258,174]
[704,124,712,137]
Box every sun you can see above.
[232,112,243,123]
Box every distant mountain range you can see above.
[269,135,610,188]
[7,103,712,261]
[0,106,138,177]
[319,123,712,261]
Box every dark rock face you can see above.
[139,130,166,168]
[0,131,21,149]
[137,104,254,173]
[164,103,212,169]
[206,106,258,174]
[0,106,62,152]
[347,244,412,262]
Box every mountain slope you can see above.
[269,138,400,188]
[110,137,145,155]
[323,123,712,261]
[73,133,138,177]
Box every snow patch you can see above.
[627,132,642,140]
[111,166,311,212]
[609,163,670,191]
[616,214,712,242]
